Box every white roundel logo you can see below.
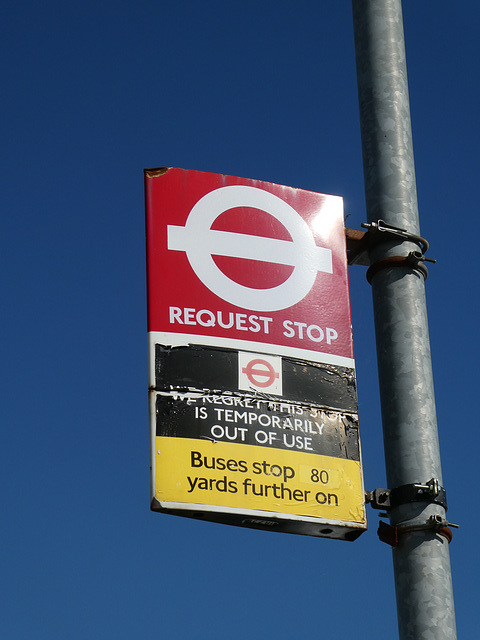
[167,185,333,312]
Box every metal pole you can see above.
[351,1,457,638]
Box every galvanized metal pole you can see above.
[351,1,457,638]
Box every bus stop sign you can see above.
[145,167,366,540]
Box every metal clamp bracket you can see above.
[363,220,436,283]
[346,219,436,279]
[366,480,457,545]
[361,219,434,256]
[377,515,459,547]
[366,251,430,283]
[366,478,448,512]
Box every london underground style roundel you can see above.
[167,185,333,312]
[145,168,365,541]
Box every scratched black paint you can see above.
[155,344,358,412]
[155,394,360,460]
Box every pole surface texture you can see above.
[351,1,456,638]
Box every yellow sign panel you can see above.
[155,436,365,525]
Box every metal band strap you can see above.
[366,254,429,284]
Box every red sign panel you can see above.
[145,168,353,366]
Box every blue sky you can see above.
[2,2,478,638]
